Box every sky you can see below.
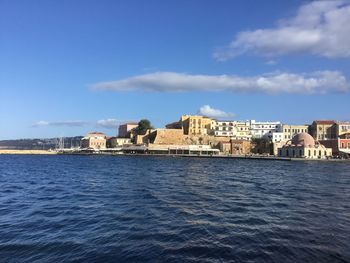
[1,0,350,139]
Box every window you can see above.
[299,149,302,156]
[286,149,289,156]
[308,150,311,156]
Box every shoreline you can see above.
[1,149,349,162]
[0,149,57,155]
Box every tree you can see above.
[135,119,153,135]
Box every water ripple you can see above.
[0,155,349,262]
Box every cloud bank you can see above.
[32,119,122,129]
[198,105,235,119]
[32,120,89,127]
[92,71,349,94]
[214,1,350,60]
[96,119,121,129]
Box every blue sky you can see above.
[1,0,350,139]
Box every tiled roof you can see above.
[314,120,336,125]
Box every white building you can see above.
[249,120,282,139]
[264,132,284,143]
[214,121,236,136]
[214,120,251,140]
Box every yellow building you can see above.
[181,115,215,135]
[282,124,309,140]
[81,132,107,149]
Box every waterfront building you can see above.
[282,124,309,140]
[220,139,252,155]
[181,115,215,135]
[107,137,132,148]
[118,122,138,138]
[214,120,252,140]
[122,144,219,156]
[278,133,332,159]
[309,120,336,140]
[81,132,107,149]
[272,141,285,156]
[320,122,350,157]
[338,133,350,157]
[263,131,284,143]
[214,120,236,137]
[249,120,282,139]
[336,121,350,137]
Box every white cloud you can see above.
[198,105,235,119]
[32,120,88,127]
[32,119,122,129]
[265,60,277,65]
[92,71,349,94]
[214,1,350,60]
[96,119,120,129]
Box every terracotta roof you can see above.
[314,120,335,125]
[88,131,106,135]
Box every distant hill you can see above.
[0,136,83,150]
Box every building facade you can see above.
[81,132,107,149]
[214,120,251,140]
[336,122,350,138]
[278,133,332,159]
[338,132,350,157]
[266,132,284,143]
[309,120,336,140]
[249,120,282,139]
[282,124,309,140]
[107,137,132,148]
[118,122,138,138]
[219,139,252,155]
[181,115,215,135]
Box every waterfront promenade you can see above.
[1,149,349,162]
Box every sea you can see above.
[0,154,349,263]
